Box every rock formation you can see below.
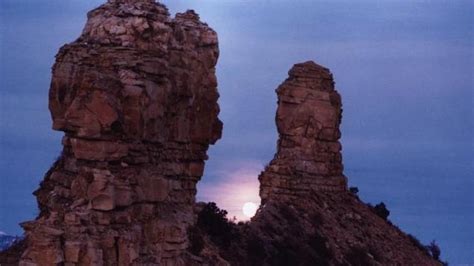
[259,61,347,203]
[190,62,442,266]
[0,0,444,265]
[18,0,222,264]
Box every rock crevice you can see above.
[259,61,347,204]
[19,1,221,265]
[0,1,443,265]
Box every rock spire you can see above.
[259,61,347,204]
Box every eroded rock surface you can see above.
[259,61,347,203]
[0,1,444,265]
[189,62,441,266]
[19,0,222,264]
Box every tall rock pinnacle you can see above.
[210,62,440,266]
[20,0,221,264]
[259,61,347,204]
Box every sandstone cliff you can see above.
[15,0,222,264]
[0,1,443,265]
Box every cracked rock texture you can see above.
[191,62,441,266]
[17,0,222,264]
[259,61,347,203]
[0,1,443,265]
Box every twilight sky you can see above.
[0,0,472,263]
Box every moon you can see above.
[242,202,258,218]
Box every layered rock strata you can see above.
[191,62,441,266]
[259,61,347,203]
[19,0,222,264]
[0,0,445,264]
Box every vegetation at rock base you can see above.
[196,202,238,249]
[190,202,333,266]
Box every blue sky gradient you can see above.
[0,0,472,263]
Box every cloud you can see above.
[197,160,264,221]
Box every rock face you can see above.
[19,0,221,264]
[259,61,347,203]
[189,62,441,266]
[0,1,444,265]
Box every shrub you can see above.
[407,236,448,265]
[426,240,441,260]
[373,202,390,221]
[196,202,235,248]
[349,186,359,195]
[246,233,266,265]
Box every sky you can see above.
[0,0,473,263]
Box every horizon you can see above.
[0,0,473,264]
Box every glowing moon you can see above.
[242,202,258,218]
